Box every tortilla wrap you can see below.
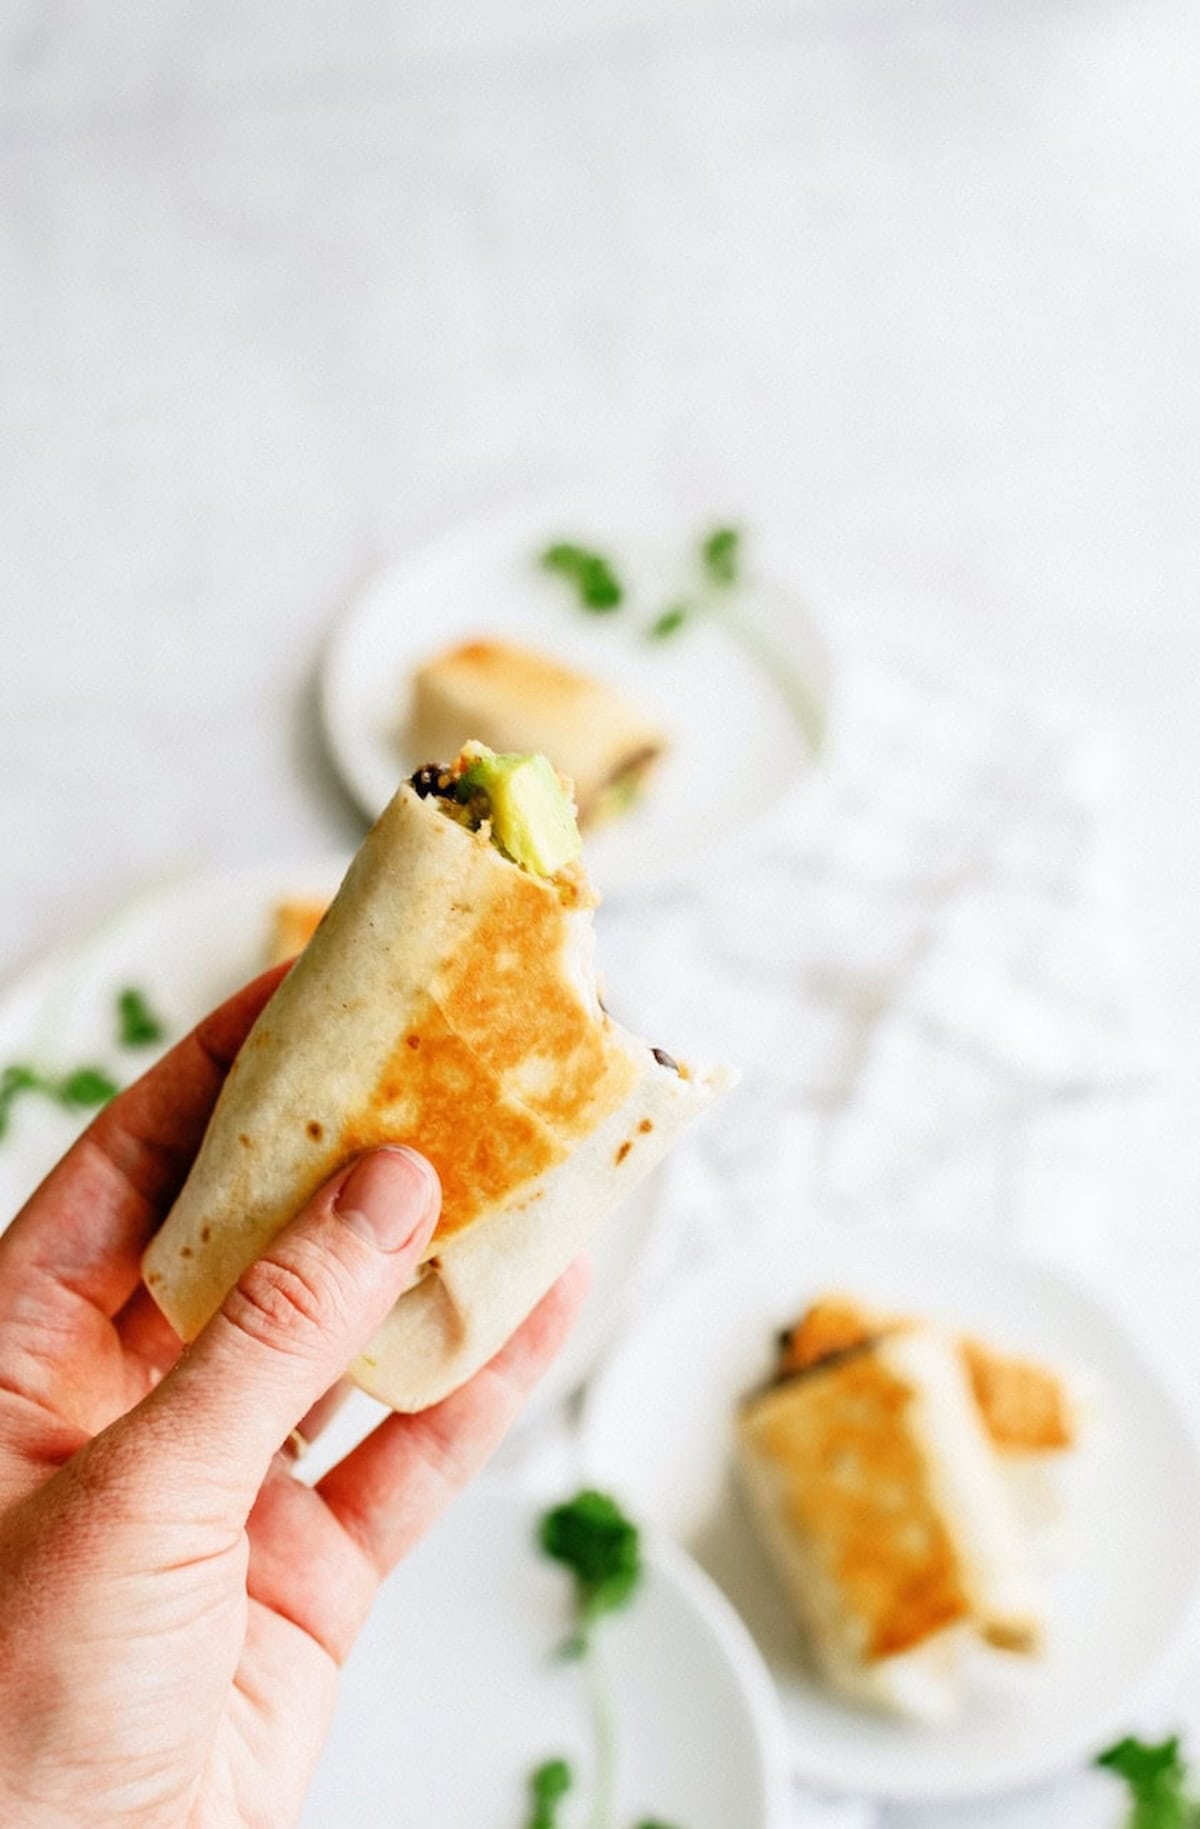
[735,1326,1039,1721]
[143,778,728,1410]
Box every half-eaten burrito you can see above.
[143,745,728,1410]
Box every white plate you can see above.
[319,499,831,898]
[0,865,675,1451]
[302,1480,790,1829]
[579,1219,1200,1803]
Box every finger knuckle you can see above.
[223,1248,349,1358]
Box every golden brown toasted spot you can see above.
[430,866,636,1137]
[306,1119,323,1141]
[960,1338,1075,1452]
[638,1118,653,1134]
[147,1272,160,1286]
[407,1034,421,1049]
[982,1616,1039,1654]
[238,1132,252,1149]
[200,1227,211,1244]
[744,1351,971,1661]
[180,1246,192,1259]
[780,1297,1074,1456]
[433,639,593,697]
[339,999,563,1250]
[615,1139,632,1165]
[778,1296,885,1377]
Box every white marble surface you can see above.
[3,2,1200,1824]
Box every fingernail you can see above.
[334,1147,440,1252]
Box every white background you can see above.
[3,3,1199,1823]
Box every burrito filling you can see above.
[411,744,582,879]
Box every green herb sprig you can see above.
[539,1488,642,1658]
[536,523,739,641]
[525,1758,573,1829]
[646,604,689,641]
[117,986,165,1048]
[540,543,624,612]
[1097,1735,1200,1828]
[528,1491,681,1829]
[646,525,741,640]
[700,524,741,588]
[0,1063,119,1140]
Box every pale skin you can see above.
[0,968,589,1827]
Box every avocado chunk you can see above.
[459,747,582,877]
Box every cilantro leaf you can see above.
[117,987,165,1048]
[539,1489,641,1654]
[1097,1736,1200,1828]
[0,1059,119,1140]
[525,1757,572,1829]
[55,1067,120,1108]
[646,604,689,641]
[700,525,740,588]
[540,543,624,612]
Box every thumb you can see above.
[129,1147,440,1510]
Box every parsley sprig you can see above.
[0,987,171,1146]
[536,524,741,641]
[0,1063,118,1140]
[1098,1736,1200,1827]
[646,604,689,642]
[700,524,741,588]
[540,543,625,612]
[117,986,165,1048]
[529,1492,681,1829]
[540,1489,642,1658]
[526,1758,573,1829]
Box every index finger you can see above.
[0,964,288,1318]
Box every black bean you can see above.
[410,763,451,799]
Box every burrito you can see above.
[143,744,727,1411]
[407,638,666,825]
[778,1295,1077,1455]
[736,1323,1041,1722]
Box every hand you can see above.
[0,969,588,1827]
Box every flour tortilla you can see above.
[143,779,728,1410]
[735,1328,1039,1721]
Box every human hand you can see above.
[0,969,589,1827]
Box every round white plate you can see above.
[302,1480,789,1829]
[0,865,674,1450]
[319,499,831,898]
[579,1219,1200,1803]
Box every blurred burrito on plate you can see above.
[144,744,727,1411]
[736,1318,1043,1722]
[408,638,666,825]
